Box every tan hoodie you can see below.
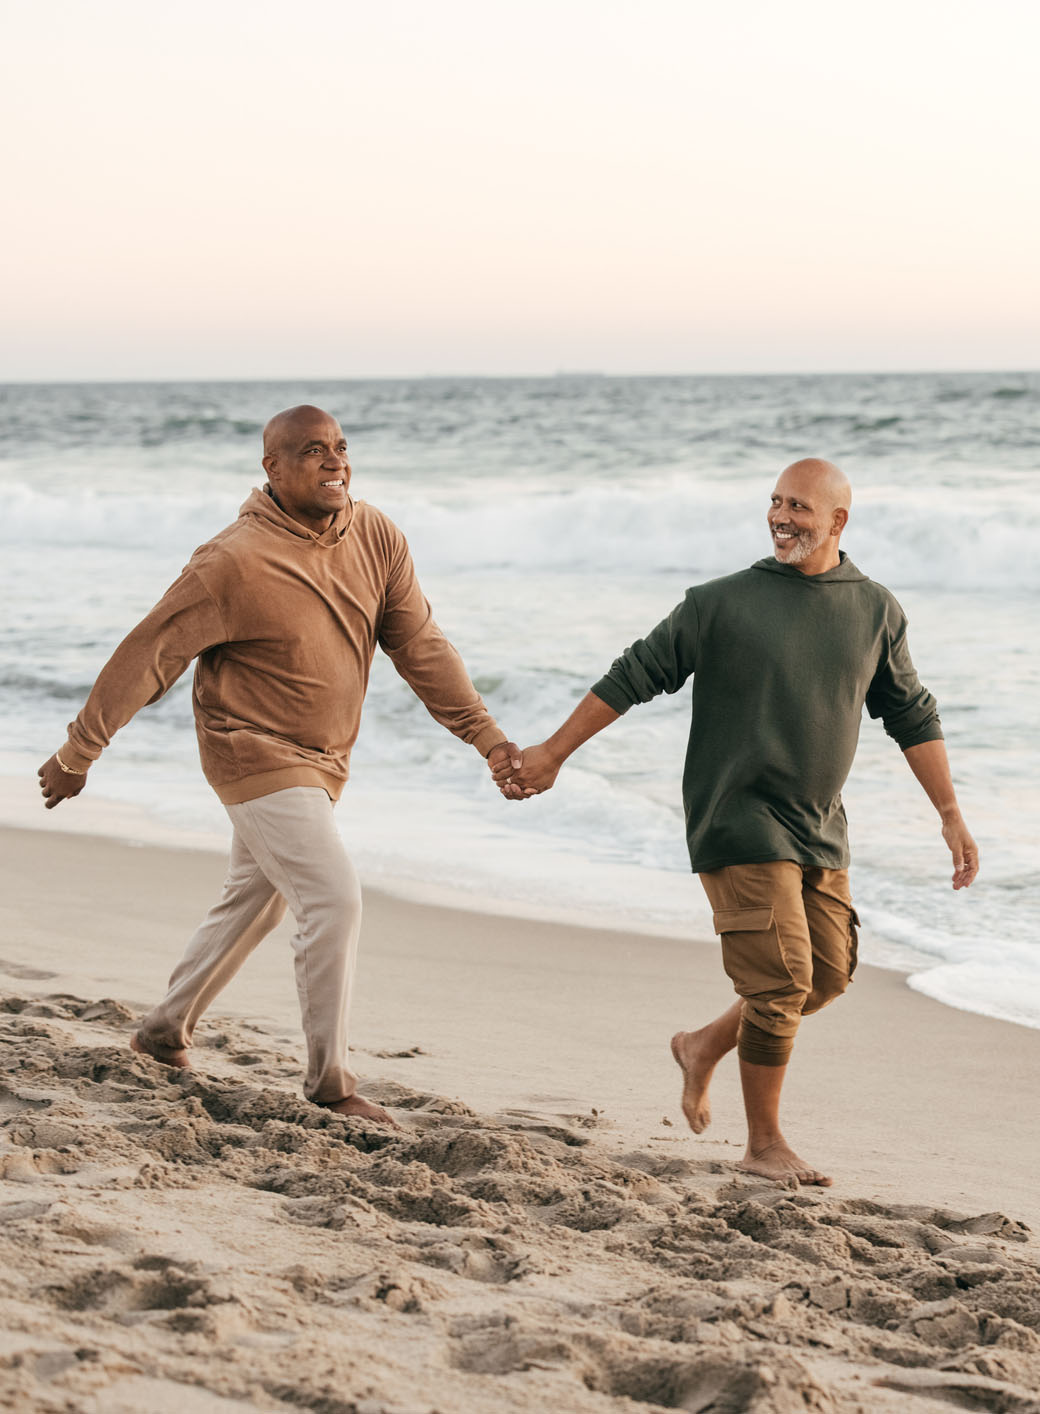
[61,488,506,802]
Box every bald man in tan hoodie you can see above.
[39,405,520,1125]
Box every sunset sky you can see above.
[3,0,1036,380]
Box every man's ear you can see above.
[831,507,849,535]
[262,453,277,481]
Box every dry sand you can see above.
[2,824,1039,1413]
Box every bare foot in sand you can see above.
[670,1029,718,1133]
[319,1094,400,1127]
[130,1031,190,1068]
[737,1138,832,1187]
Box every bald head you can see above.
[768,458,851,575]
[262,405,339,458]
[778,458,852,513]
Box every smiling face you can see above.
[261,405,351,533]
[767,459,851,576]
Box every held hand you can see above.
[487,741,526,801]
[489,695,617,802]
[942,815,979,890]
[38,754,87,810]
[496,742,562,799]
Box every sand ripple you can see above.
[1,994,1039,1413]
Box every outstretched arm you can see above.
[491,692,620,798]
[38,565,228,811]
[494,591,697,800]
[378,529,511,760]
[902,739,979,890]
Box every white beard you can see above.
[773,527,823,565]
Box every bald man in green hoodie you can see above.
[493,459,978,1187]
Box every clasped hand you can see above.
[487,741,561,801]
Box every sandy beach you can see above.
[2,823,1039,1413]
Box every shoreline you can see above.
[0,766,990,982]
[0,767,702,944]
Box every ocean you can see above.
[2,373,1037,1029]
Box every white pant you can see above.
[138,787,362,1103]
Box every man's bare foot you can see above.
[670,1029,718,1133]
[130,1031,190,1068]
[737,1138,832,1187]
[318,1093,400,1127]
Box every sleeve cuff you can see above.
[59,740,96,773]
[590,678,635,715]
[898,723,945,752]
[473,725,508,758]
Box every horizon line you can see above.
[1,366,1037,388]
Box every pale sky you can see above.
[2,0,1037,380]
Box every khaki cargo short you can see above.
[699,860,860,1066]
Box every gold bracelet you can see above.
[55,751,85,776]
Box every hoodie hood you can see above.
[236,485,356,544]
[751,549,868,584]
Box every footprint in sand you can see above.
[0,959,58,981]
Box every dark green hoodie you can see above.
[591,554,942,873]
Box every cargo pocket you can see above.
[712,905,790,998]
[847,906,861,981]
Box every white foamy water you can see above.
[2,374,1038,1028]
